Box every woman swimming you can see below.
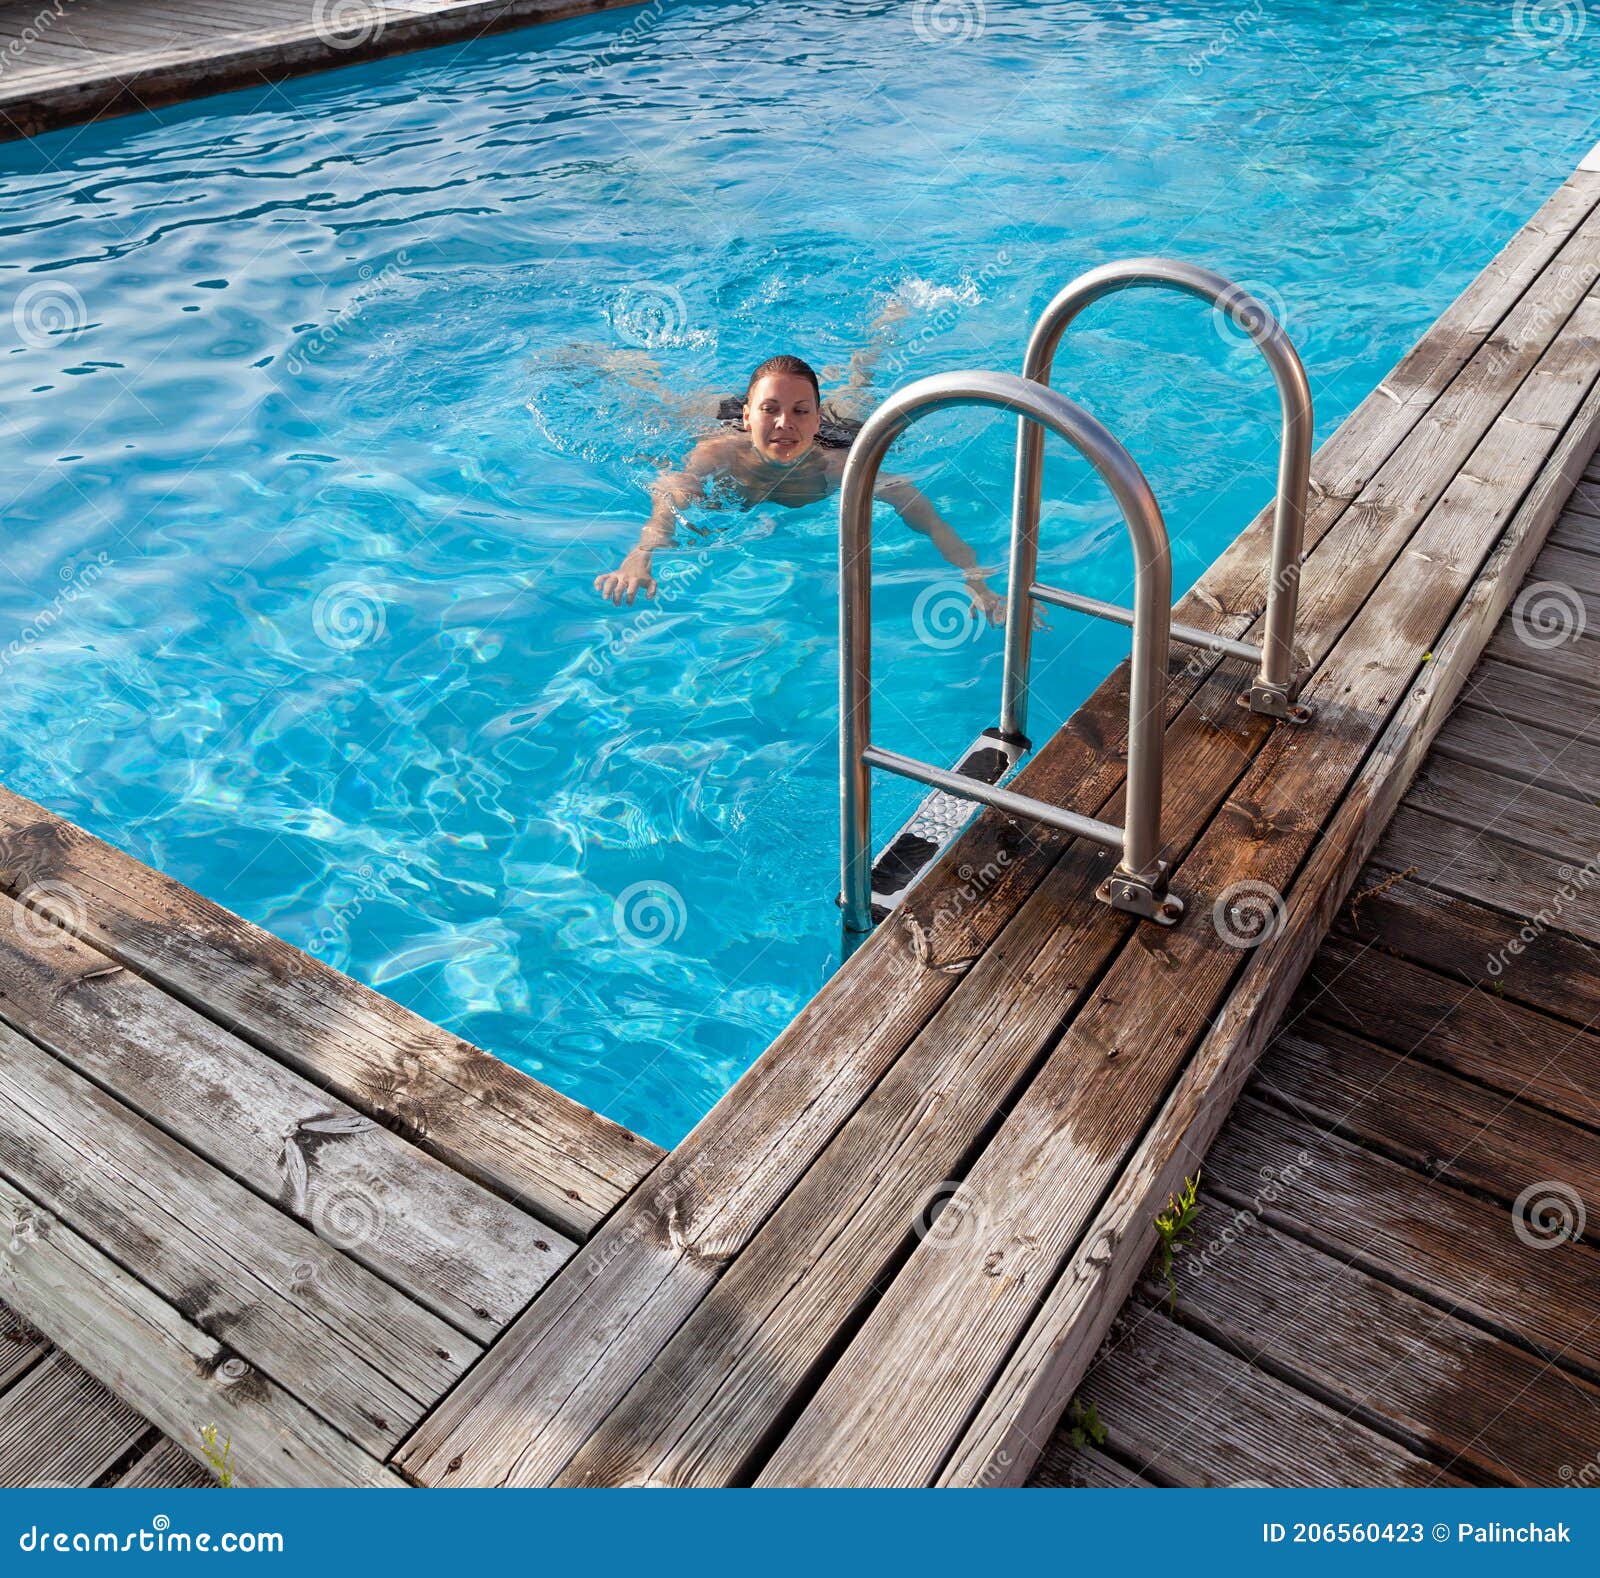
[592,351,1011,621]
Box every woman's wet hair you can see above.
[744,355,821,404]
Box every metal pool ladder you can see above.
[839,258,1316,937]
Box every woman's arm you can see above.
[872,471,1009,624]
[594,441,719,605]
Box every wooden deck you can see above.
[0,0,643,143]
[389,165,1600,1488]
[1,1300,214,1488]
[1031,455,1600,1488]
[0,791,662,1487]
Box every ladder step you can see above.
[868,730,1026,921]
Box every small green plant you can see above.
[1487,979,1506,998]
[1153,1174,1202,1312]
[1063,1396,1107,1451]
[199,1423,235,1487]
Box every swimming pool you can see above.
[1,0,1596,1145]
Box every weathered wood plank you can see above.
[1482,625,1600,694]
[1297,935,1600,1129]
[1160,1202,1600,1487]
[940,334,1600,1488]
[1028,1440,1152,1490]
[0,1304,46,1393]
[116,1439,217,1490]
[0,1171,403,1488]
[0,789,659,1240]
[1459,653,1600,739]
[401,179,1600,1492]
[0,1018,471,1452]
[0,901,571,1341]
[1537,541,1600,596]
[1549,510,1600,555]
[1403,754,1600,864]
[759,284,1600,1488]
[1565,477,1600,518]
[1207,1098,1600,1380]
[1252,1024,1600,1227]
[1433,695,1600,800]
[1373,805,1600,948]
[1074,1309,1462,1488]
[1337,867,1600,1025]
[0,1352,146,1489]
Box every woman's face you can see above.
[743,372,822,463]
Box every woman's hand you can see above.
[965,572,1007,626]
[595,549,657,606]
[965,572,1049,630]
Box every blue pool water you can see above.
[1,0,1596,1144]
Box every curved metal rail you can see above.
[999,257,1315,739]
[840,370,1183,934]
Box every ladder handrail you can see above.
[840,369,1176,934]
[999,257,1314,738]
